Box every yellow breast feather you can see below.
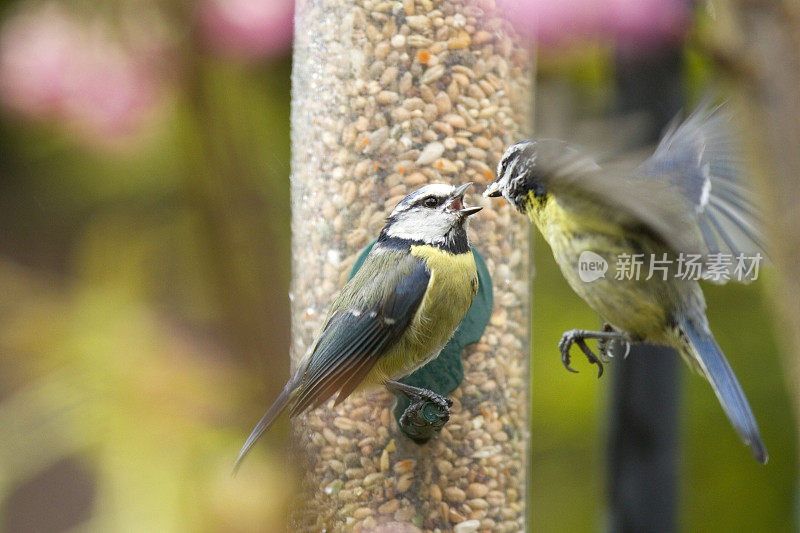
[366,245,477,384]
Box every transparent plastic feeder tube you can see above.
[289,1,531,530]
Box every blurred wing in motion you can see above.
[531,139,708,256]
[636,101,767,272]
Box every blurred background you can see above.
[0,0,796,532]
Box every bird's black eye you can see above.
[423,196,440,208]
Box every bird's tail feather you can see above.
[232,381,296,474]
[679,316,767,464]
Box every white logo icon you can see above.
[578,251,607,282]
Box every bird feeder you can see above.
[288,0,532,530]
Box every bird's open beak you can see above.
[483,181,502,198]
[448,182,482,217]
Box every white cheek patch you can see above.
[385,210,453,245]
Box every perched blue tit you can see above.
[484,103,768,463]
[234,183,482,470]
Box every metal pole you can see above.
[608,46,684,533]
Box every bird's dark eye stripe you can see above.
[499,151,519,178]
[419,195,442,208]
[498,158,509,178]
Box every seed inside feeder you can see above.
[289,0,532,530]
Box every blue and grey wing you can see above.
[289,258,431,416]
[637,101,767,263]
[536,141,707,256]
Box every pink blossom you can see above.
[501,0,604,48]
[0,4,77,118]
[198,0,294,62]
[0,3,166,146]
[501,0,690,52]
[606,0,690,54]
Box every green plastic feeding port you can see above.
[349,239,494,443]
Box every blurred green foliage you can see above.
[0,51,296,531]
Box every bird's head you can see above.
[483,140,546,212]
[484,139,600,212]
[381,183,482,252]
